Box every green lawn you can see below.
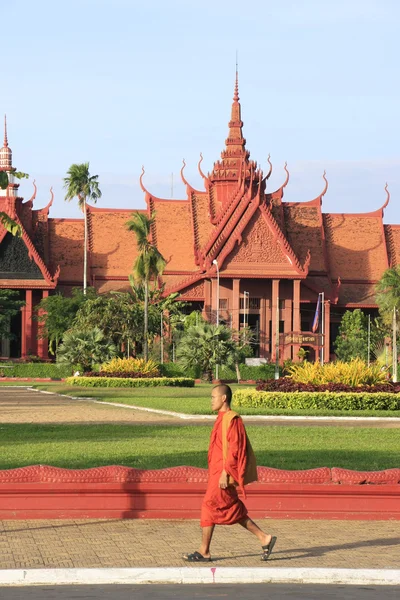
[22,382,400,418]
[0,423,399,472]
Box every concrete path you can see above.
[1,387,399,427]
[0,518,398,570]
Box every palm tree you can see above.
[63,163,102,295]
[126,212,166,361]
[177,323,239,382]
[376,267,400,326]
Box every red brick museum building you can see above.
[0,76,397,360]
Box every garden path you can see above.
[0,388,399,427]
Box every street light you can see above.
[212,259,219,327]
[243,291,249,330]
[212,259,220,381]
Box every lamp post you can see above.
[212,259,220,381]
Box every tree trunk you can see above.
[83,201,87,295]
[235,362,241,383]
[144,279,149,361]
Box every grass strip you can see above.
[0,423,398,472]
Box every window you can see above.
[279,300,285,309]
[240,297,261,309]
[219,298,228,310]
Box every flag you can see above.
[312,294,321,333]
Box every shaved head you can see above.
[212,384,232,406]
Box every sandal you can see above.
[261,536,277,561]
[182,551,212,562]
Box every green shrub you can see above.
[286,358,387,386]
[233,389,400,411]
[159,363,200,378]
[220,363,278,381]
[158,362,277,381]
[0,363,72,379]
[65,376,195,388]
[100,358,160,376]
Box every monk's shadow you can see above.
[210,536,400,563]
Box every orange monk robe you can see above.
[200,411,248,527]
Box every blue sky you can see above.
[3,0,400,222]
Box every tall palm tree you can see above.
[63,163,102,295]
[126,212,166,361]
[376,266,400,326]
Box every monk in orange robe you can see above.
[183,384,277,562]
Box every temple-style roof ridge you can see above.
[201,186,248,268]
[1,211,60,286]
[139,166,188,203]
[163,271,205,296]
[260,203,309,275]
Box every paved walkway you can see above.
[0,518,399,570]
[0,387,399,427]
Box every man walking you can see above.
[183,384,276,562]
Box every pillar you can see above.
[323,300,331,363]
[271,279,280,362]
[283,298,292,360]
[21,289,33,359]
[232,279,240,331]
[38,290,49,360]
[203,280,211,322]
[259,297,267,358]
[292,280,301,361]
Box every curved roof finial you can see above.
[283,162,290,188]
[198,152,207,180]
[47,187,54,210]
[180,158,189,186]
[27,179,37,204]
[382,182,390,211]
[4,115,8,147]
[139,165,148,194]
[321,170,328,197]
[266,154,273,180]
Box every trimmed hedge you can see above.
[85,371,154,379]
[65,376,195,388]
[256,378,400,394]
[0,363,72,379]
[159,362,278,381]
[233,389,400,411]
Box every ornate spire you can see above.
[4,115,8,148]
[0,114,12,170]
[225,67,245,151]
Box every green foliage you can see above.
[100,357,160,376]
[64,162,102,294]
[0,290,24,338]
[65,376,195,388]
[35,288,95,355]
[57,327,117,372]
[0,363,72,378]
[376,266,400,325]
[0,171,28,235]
[73,291,144,350]
[63,162,102,210]
[126,212,167,361]
[0,212,22,237]
[233,389,400,411]
[286,358,387,386]
[177,323,240,382]
[158,362,200,379]
[183,311,205,330]
[334,310,371,362]
[219,363,277,381]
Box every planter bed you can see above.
[0,465,398,520]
